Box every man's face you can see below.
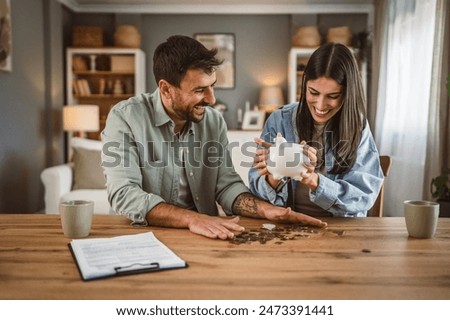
[167,68,217,123]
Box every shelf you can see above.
[73,71,135,76]
[75,94,133,100]
[66,47,146,138]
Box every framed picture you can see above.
[194,33,235,89]
[0,0,12,72]
[242,111,265,130]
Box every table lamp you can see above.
[63,105,99,160]
[63,104,99,137]
[259,85,284,113]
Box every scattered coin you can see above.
[228,223,321,245]
[330,229,345,236]
[262,223,276,231]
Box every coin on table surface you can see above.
[262,223,276,231]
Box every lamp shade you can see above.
[259,86,284,113]
[63,105,99,132]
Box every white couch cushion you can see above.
[42,138,111,214]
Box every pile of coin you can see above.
[229,224,320,245]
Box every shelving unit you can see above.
[66,47,146,138]
[288,46,366,104]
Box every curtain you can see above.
[375,0,444,216]
[423,0,448,200]
[368,0,387,132]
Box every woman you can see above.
[249,42,383,217]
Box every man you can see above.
[102,35,326,240]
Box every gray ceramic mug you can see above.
[60,200,94,238]
[404,200,439,238]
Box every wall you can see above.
[70,13,291,129]
[0,3,292,212]
[145,14,292,128]
[69,11,370,129]
[0,0,64,213]
[0,3,370,213]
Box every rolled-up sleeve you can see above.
[101,106,165,225]
[309,124,384,216]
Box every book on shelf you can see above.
[72,81,80,96]
[81,79,91,95]
[73,79,91,96]
[69,232,187,281]
[72,56,88,72]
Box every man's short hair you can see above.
[153,35,222,87]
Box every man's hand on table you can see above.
[147,203,244,240]
[148,200,326,241]
[188,215,244,240]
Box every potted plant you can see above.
[431,168,450,217]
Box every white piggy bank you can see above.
[266,133,309,181]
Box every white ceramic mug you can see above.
[404,200,439,238]
[60,200,94,238]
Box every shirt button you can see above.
[189,172,193,176]
[195,196,199,201]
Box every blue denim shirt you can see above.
[248,103,384,217]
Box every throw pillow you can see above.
[72,147,106,190]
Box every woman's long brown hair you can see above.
[296,43,367,174]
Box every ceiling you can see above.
[58,0,373,14]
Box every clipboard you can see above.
[68,232,187,281]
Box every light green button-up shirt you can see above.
[101,90,249,225]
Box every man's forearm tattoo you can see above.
[232,193,260,218]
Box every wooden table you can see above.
[1,214,449,300]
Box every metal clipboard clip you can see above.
[114,262,160,276]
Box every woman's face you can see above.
[305,77,344,125]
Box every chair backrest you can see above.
[367,155,392,217]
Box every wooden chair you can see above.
[367,155,392,217]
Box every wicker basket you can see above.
[72,26,104,47]
[114,25,141,48]
[292,26,321,47]
[327,26,352,46]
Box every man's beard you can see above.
[172,102,207,123]
[189,105,206,123]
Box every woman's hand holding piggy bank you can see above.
[254,133,319,191]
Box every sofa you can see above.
[41,131,259,215]
[41,137,111,214]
